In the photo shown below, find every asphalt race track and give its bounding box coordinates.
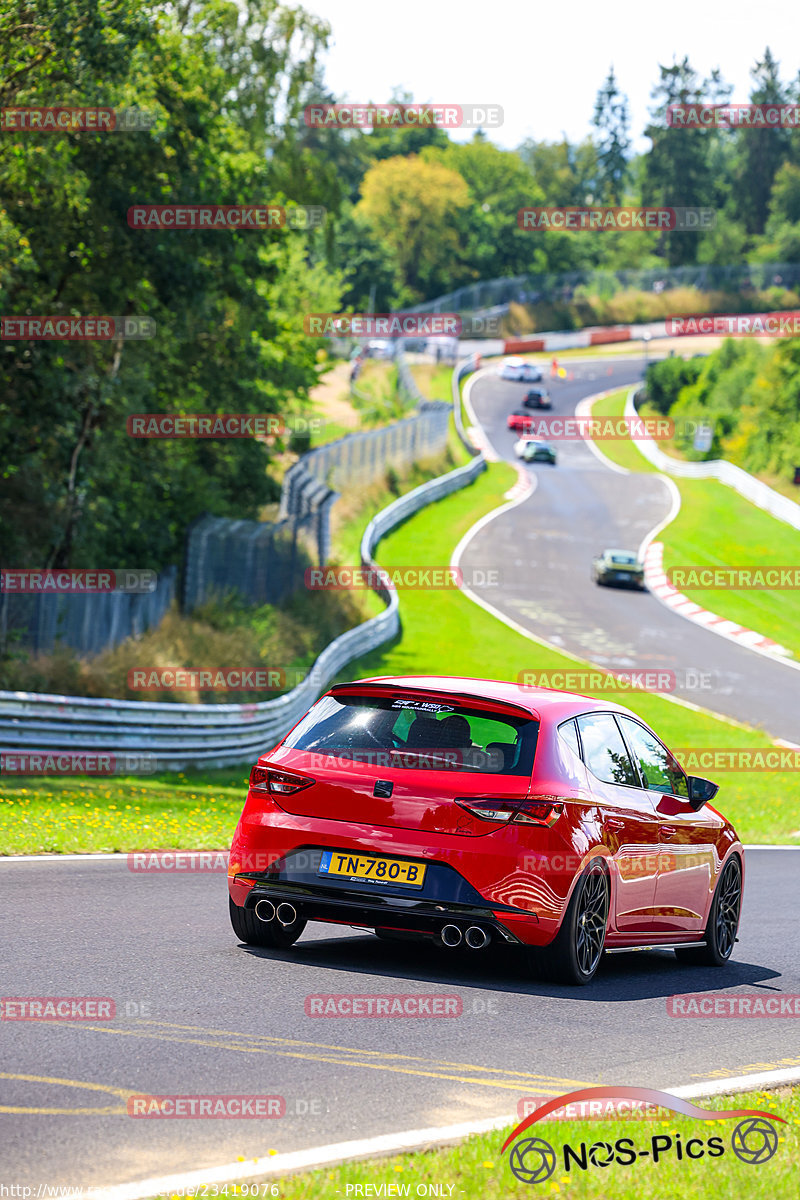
[3,356,799,1190]
[1,850,798,1188]
[462,358,800,743]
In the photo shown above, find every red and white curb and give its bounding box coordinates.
[505,461,534,501]
[466,423,498,461]
[644,542,792,658]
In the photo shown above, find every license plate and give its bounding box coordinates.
[318,851,426,888]
[617,573,630,580]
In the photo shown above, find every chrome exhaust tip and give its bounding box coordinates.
[441,924,463,947]
[465,925,490,950]
[276,902,297,927]
[254,899,276,923]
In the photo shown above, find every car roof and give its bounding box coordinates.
[339,675,636,721]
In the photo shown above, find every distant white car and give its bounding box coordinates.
[500,357,543,382]
[367,339,394,359]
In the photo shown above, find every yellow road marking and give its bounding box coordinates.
[139,1020,590,1084]
[0,1072,134,1115]
[38,1020,589,1093]
[692,1055,800,1080]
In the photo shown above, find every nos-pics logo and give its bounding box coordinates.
[503,1087,783,1184]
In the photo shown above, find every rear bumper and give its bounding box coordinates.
[228,827,571,948]
[234,878,531,943]
[600,573,645,588]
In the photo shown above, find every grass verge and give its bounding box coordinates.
[591,389,800,658]
[407,361,456,401]
[147,1086,799,1199]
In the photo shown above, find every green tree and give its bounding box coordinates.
[0,0,341,571]
[421,138,551,281]
[592,67,631,205]
[355,154,471,300]
[734,48,792,236]
[643,58,731,265]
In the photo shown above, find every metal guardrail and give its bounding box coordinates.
[627,389,800,532]
[452,354,482,453]
[0,379,486,771]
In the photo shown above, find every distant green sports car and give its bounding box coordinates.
[591,549,645,590]
[513,437,557,464]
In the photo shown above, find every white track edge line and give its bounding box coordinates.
[80,1069,800,1200]
[2,842,797,864]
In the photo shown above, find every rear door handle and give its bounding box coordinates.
[606,817,625,831]
[661,826,677,840]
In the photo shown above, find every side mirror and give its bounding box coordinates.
[687,775,719,811]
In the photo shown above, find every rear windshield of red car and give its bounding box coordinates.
[281,694,539,775]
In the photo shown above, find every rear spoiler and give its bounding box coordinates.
[328,681,539,723]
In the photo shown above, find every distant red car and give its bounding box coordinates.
[508,411,535,432]
[228,676,743,985]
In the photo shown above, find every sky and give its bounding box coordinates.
[303,0,798,152]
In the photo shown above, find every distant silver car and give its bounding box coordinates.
[500,357,543,382]
[591,549,645,590]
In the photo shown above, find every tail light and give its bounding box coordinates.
[249,764,314,795]
[455,796,564,827]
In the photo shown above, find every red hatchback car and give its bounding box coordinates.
[228,676,743,985]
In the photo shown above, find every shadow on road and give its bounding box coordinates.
[237,931,780,1003]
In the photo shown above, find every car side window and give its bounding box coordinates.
[557,718,581,759]
[576,713,638,787]
[617,716,689,797]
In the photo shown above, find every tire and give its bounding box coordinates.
[229,895,307,949]
[527,860,610,985]
[675,856,741,966]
